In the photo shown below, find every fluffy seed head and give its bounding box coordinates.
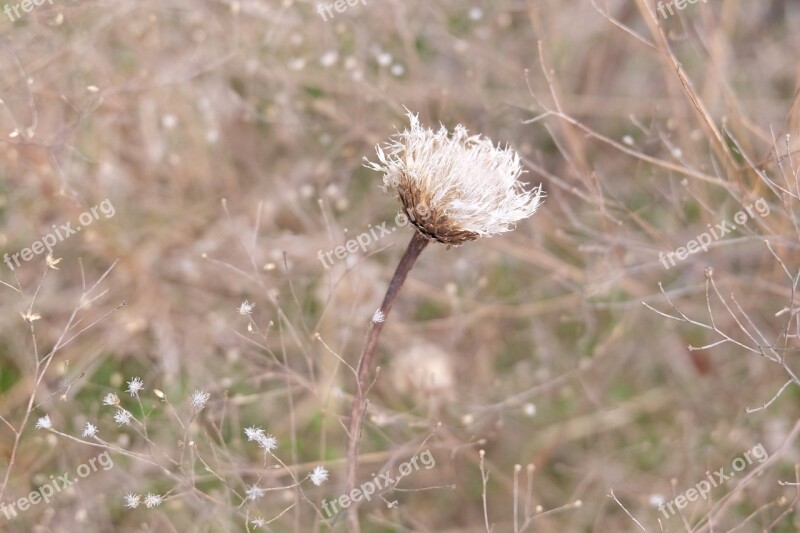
[103,393,119,406]
[35,415,52,430]
[309,465,329,486]
[124,492,141,509]
[114,409,133,426]
[246,484,266,501]
[126,377,144,396]
[365,110,544,245]
[190,389,210,410]
[144,493,163,508]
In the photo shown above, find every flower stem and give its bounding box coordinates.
[345,231,429,531]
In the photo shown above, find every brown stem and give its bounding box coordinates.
[345,231,429,532]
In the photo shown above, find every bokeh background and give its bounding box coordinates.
[1,0,800,531]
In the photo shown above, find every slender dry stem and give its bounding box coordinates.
[345,231,429,531]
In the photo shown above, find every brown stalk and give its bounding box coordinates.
[345,230,429,532]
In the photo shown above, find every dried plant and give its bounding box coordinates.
[346,111,544,530]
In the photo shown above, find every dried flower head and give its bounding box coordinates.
[103,392,120,406]
[126,377,144,396]
[35,415,52,430]
[245,484,266,501]
[20,310,42,323]
[114,409,133,426]
[144,493,163,508]
[190,389,210,410]
[124,492,141,509]
[237,300,255,315]
[82,422,99,438]
[309,465,329,486]
[365,110,544,245]
[46,253,62,270]
[244,426,278,452]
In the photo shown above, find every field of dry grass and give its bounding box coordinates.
[2,0,800,531]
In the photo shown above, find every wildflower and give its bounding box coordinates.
[124,492,141,509]
[82,422,99,438]
[126,377,144,396]
[144,493,163,508]
[257,433,278,452]
[244,426,265,442]
[365,110,544,245]
[20,310,41,323]
[251,517,267,528]
[35,415,52,430]
[190,390,210,410]
[46,253,62,270]
[345,110,545,509]
[309,466,329,486]
[114,409,133,426]
[245,484,266,501]
[371,309,385,323]
[237,300,255,315]
[103,393,119,406]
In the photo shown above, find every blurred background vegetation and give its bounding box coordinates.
[1,0,799,531]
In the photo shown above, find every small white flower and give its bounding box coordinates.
[309,466,329,486]
[245,484,266,501]
[20,310,42,323]
[35,415,52,430]
[190,390,210,410]
[372,309,385,323]
[365,111,544,244]
[244,426,265,442]
[114,409,133,426]
[144,493,163,508]
[82,422,99,438]
[376,52,393,66]
[46,253,62,270]
[103,393,119,406]
[124,492,141,509]
[390,63,405,77]
[126,377,144,396]
[319,50,338,67]
[237,300,255,315]
[251,517,267,528]
[468,7,484,21]
[257,434,278,452]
